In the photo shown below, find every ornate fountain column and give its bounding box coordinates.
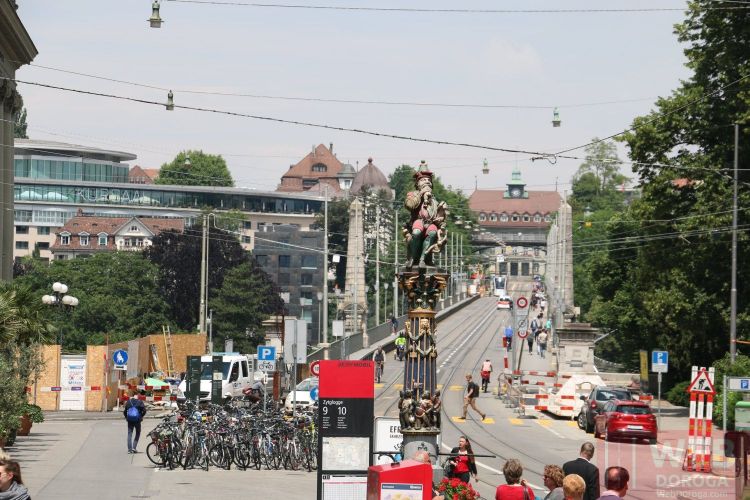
[397,162,448,462]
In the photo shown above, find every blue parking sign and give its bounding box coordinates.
[651,350,668,373]
[742,380,749,390]
[258,346,276,361]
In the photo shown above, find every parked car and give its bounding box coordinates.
[496,295,513,310]
[577,386,633,432]
[594,399,657,444]
[284,377,319,413]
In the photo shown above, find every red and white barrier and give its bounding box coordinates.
[118,384,171,391]
[683,366,715,473]
[40,386,101,392]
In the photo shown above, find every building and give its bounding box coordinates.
[128,165,159,184]
[278,143,351,194]
[49,213,184,260]
[0,2,37,280]
[12,140,326,262]
[350,158,393,199]
[469,168,561,278]
[252,225,325,345]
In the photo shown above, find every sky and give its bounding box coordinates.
[13,0,692,194]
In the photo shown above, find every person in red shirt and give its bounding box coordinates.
[496,458,535,500]
[447,436,478,484]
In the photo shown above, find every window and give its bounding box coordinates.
[228,362,239,382]
[490,213,497,222]
[15,241,29,250]
[500,214,508,222]
[532,263,540,274]
[523,215,530,222]
[60,233,70,245]
[243,221,252,230]
[15,226,29,235]
[241,360,249,378]
[255,255,269,266]
[278,273,290,285]
[55,254,67,260]
[479,213,486,221]
[131,225,138,231]
[301,255,317,268]
[278,255,291,267]
[79,235,90,246]
[98,233,108,246]
[544,215,551,222]
[38,242,50,250]
[534,214,541,222]
[511,215,519,222]
[311,163,328,173]
[241,236,251,244]
[301,273,313,286]
[302,179,318,188]
[37,226,51,235]
[14,210,32,223]
[521,262,530,276]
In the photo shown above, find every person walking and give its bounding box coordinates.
[543,464,565,500]
[447,436,478,484]
[459,374,486,421]
[531,314,541,354]
[526,330,534,355]
[597,466,629,499]
[538,329,549,359]
[480,359,493,393]
[540,297,548,313]
[504,325,514,351]
[390,316,398,334]
[373,347,385,383]
[0,459,30,500]
[563,474,586,500]
[123,390,147,454]
[563,442,600,500]
[494,458,534,499]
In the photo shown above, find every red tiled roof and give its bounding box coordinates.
[50,216,184,251]
[278,144,344,192]
[469,190,561,227]
[129,165,158,184]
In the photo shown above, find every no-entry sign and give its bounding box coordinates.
[516,296,528,308]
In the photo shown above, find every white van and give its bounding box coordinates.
[178,353,254,401]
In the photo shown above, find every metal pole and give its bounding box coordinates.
[199,214,207,336]
[657,372,662,430]
[723,375,728,432]
[293,320,298,416]
[731,123,739,363]
[376,208,380,325]
[318,299,322,345]
[208,309,213,353]
[394,209,399,318]
[323,184,329,345]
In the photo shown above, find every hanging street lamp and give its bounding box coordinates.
[166,90,174,111]
[552,107,561,127]
[482,158,489,175]
[149,0,163,28]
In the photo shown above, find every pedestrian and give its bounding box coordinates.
[459,374,486,421]
[480,359,493,393]
[527,330,534,355]
[543,464,565,500]
[538,329,549,359]
[504,325,513,351]
[545,317,552,330]
[494,458,534,499]
[563,474,586,500]
[0,459,30,500]
[532,314,542,354]
[540,298,547,313]
[123,389,147,454]
[390,315,398,334]
[447,436,478,484]
[597,466,629,499]
[373,347,385,383]
[562,442,600,500]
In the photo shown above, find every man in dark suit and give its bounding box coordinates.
[563,442,600,500]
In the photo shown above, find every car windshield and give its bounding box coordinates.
[597,389,632,401]
[295,379,319,391]
[617,405,650,415]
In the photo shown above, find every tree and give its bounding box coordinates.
[145,225,248,331]
[210,260,284,353]
[572,139,627,197]
[13,107,28,139]
[156,150,234,187]
[14,252,172,350]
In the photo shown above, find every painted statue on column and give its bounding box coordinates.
[403,161,448,269]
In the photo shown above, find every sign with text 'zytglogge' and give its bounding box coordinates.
[317,360,374,500]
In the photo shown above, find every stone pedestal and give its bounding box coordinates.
[402,431,439,465]
[556,323,600,372]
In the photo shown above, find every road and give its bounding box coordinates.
[10,292,736,499]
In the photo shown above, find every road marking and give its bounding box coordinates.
[439,443,544,491]
[449,385,463,391]
[374,383,384,388]
[451,416,467,423]
[509,418,525,425]
[566,421,578,427]
[395,384,403,389]
[482,417,496,424]
[535,419,566,439]
[437,384,443,389]
[535,420,551,427]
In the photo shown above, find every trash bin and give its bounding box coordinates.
[735,401,750,432]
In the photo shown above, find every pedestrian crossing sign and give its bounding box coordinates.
[687,368,716,395]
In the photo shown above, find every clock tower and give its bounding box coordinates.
[504,166,528,199]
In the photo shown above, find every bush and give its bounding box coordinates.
[23,403,44,423]
[666,381,690,407]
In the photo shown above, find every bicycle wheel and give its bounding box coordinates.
[251,441,262,470]
[146,442,163,466]
[209,444,231,470]
[234,442,251,470]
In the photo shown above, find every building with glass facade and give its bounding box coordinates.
[13,140,326,261]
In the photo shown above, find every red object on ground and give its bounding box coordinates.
[594,399,657,441]
[367,460,433,500]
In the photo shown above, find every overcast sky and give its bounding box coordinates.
[15,0,690,194]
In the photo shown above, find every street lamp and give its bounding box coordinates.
[317,291,323,344]
[383,283,389,322]
[42,282,79,348]
[149,0,163,28]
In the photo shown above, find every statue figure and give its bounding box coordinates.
[431,390,442,429]
[419,392,434,429]
[403,169,447,269]
[400,390,415,430]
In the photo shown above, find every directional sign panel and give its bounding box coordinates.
[728,377,750,392]
[651,350,668,373]
[258,345,276,361]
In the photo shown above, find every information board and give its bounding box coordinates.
[321,475,368,500]
[211,355,223,404]
[185,355,202,399]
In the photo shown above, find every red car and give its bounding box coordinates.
[594,399,657,444]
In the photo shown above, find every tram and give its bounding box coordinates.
[491,275,507,297]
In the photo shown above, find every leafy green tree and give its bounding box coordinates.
[712,353,750,429]
[156,150,234,187]
[572,140,627,197]
[210,260,284,353]
[13,107,28,139]
[145,225,248,331]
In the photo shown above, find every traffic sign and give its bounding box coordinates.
[728,377,750,392]
[687,368,716,394]
[258,360,276,372]
[516,296,528,309]
[113,349,128,366]
[310,386,319,402]
[310,360,321,377]
[651,350,668,373]
[257,345,276,361]
[518,330,529,339]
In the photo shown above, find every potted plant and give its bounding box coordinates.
[17,403,43,436]
[436,478,478,500]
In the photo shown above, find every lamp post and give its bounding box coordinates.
[383,283,389,322]
[42,282,79,348]
[317,291,323,345]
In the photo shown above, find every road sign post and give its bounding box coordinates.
[684,366,716,473]
[651,350,669,428]
[113,349,128,371]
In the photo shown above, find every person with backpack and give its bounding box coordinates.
[123,390,147,454]
[531,314,542,355]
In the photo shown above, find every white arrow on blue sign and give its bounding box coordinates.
[258,346,276,361]
[113,349,128,366]
[651,350,668,373]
